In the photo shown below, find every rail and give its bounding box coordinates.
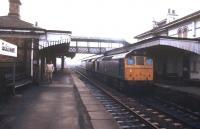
[74,69,160,129]
[74,67,200,129]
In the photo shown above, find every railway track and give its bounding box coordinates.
[74,68,200,129]
[107,87,200,129]
[135,97,200,128]
[76,70,160,129]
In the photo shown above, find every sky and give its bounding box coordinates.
[0,0,200,64]
[0,0,200,43]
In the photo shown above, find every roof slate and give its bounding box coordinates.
[0,16,43,30]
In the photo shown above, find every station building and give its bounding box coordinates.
[0,0,72,96]
[0,0,45,88]
[134,9,200,83]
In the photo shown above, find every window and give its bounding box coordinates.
[136,56,144,65]
[177,27,188,38]
[177,28,182,38]
[146,57,153,65]
[191,61,198,73]
[183,27,188,38]
[127,56,135,65]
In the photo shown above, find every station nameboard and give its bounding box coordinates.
[0,39,17,57]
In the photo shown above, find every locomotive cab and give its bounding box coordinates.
[124,55,153,81]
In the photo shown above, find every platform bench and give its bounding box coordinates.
[5,73,32,95]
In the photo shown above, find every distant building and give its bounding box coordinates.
[134,9,200,82]
[135,9,200,41]
[0,0,71,88]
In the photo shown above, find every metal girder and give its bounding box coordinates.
[69,46,106,54]
[71,36,129,45]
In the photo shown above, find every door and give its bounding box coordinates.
[182,56,190,79]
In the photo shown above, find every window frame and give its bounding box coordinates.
[127,56,135,65]
[177,28,182,38]
[135,56,145,65]
[146,57,153,65]
[183,27,188,38]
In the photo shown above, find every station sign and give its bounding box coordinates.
[0,39,17,57]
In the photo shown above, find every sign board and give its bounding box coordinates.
[0,39,17,57]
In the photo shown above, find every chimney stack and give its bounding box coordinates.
[172,10,175,14]
[152,18,158,28]
[8,0,21,19]
[35,22,38,27]
[167,8,178,23]
[168,8,171,14]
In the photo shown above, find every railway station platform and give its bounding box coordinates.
[154,82,200,98]
[152,82,200,111]
[0,69,121,129]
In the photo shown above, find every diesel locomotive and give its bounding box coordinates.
[80,51,154,90]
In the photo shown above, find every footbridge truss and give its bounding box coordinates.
[39,32,129,57]
[69,36,129,54]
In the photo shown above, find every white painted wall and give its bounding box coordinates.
[196,18,200,28]
[168,18,200,39]
[137,14,200,41]
[188,29,194,38]
[196,28,200,37]
[168,28,177,37]
[168,21,194,38]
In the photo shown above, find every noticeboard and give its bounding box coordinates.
[0,39,17,57]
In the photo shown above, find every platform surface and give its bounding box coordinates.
[154,83,200,97]
[0,71,81,129]
[0,70,121,129]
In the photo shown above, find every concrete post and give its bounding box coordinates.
[53,57,57,72]
[31,39,34,77]
[41,56,46,81]
[38,56,41,83]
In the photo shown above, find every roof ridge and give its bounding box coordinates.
[0,15,43,30]
[135,9,200,38]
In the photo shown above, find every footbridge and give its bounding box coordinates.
[39,30,129,58]
[70,36,129,54]
[38,30,129,74]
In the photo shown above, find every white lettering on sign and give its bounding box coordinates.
[0,39,17,57]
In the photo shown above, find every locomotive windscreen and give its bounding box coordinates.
[146,57,153,65]
[136,56,144,65]
[127,56,135,65]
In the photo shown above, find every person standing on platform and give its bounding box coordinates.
[45,61,54,83]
